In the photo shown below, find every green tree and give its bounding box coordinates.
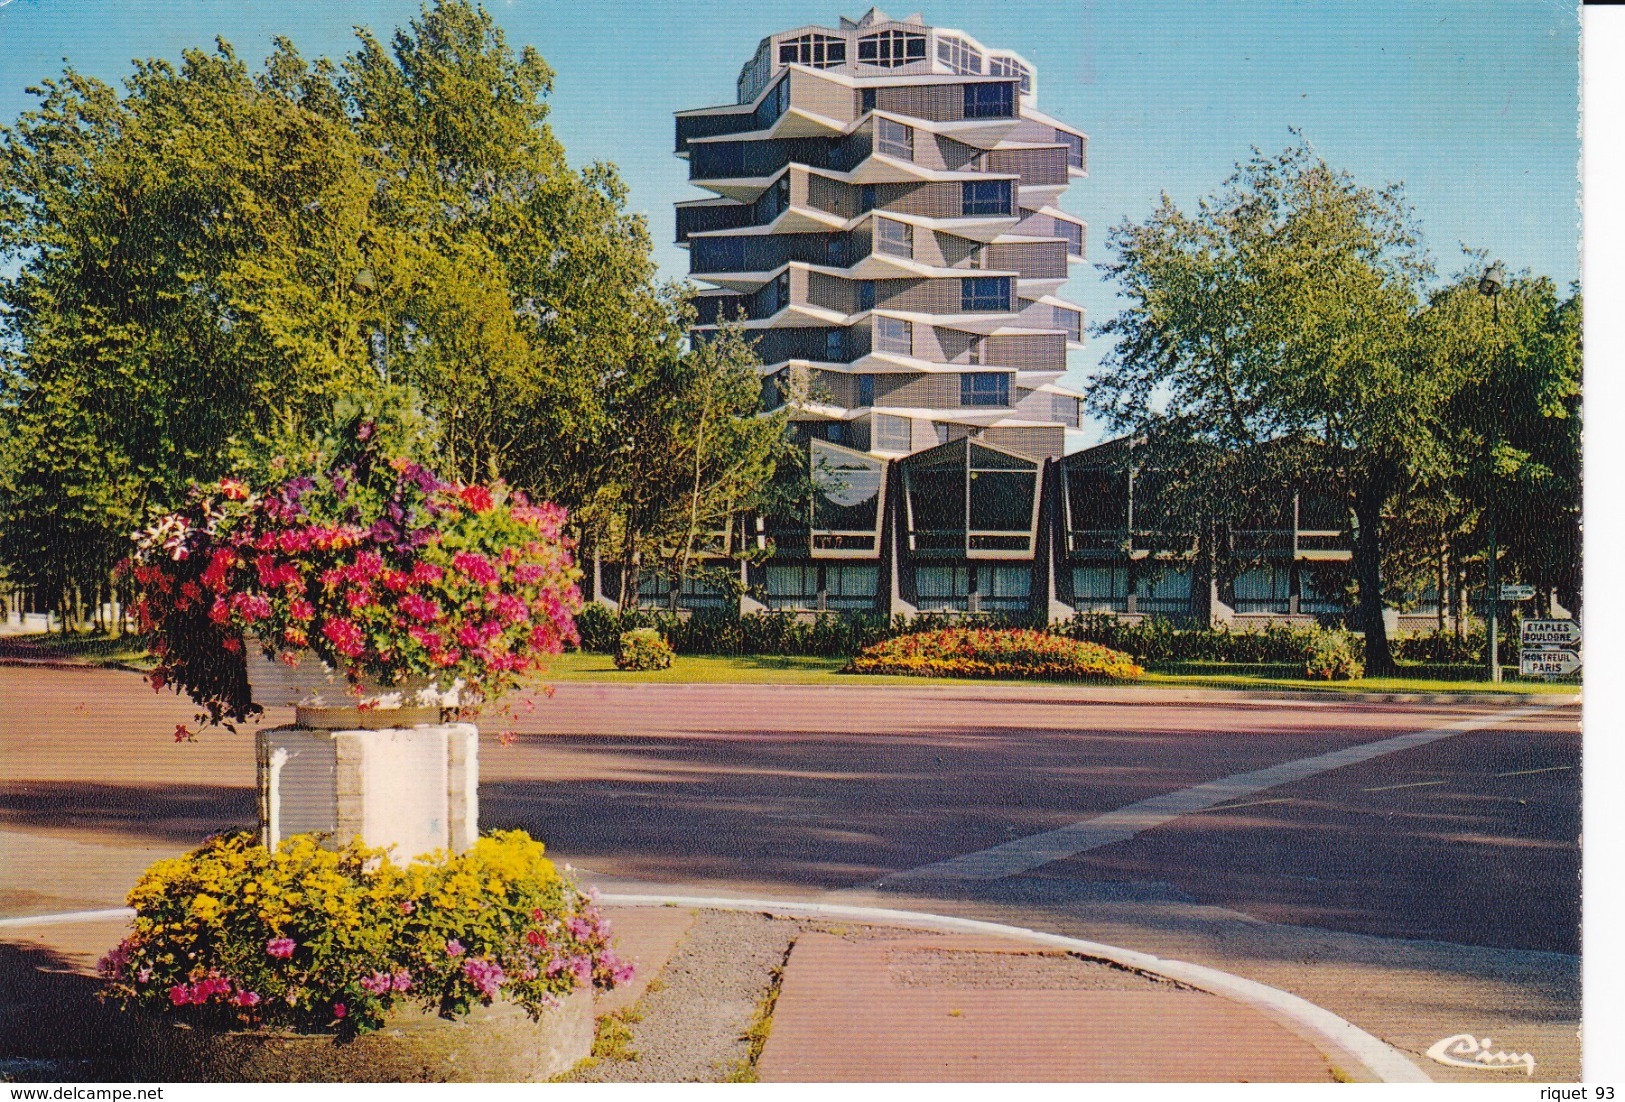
[1091,141,1444,673]
[1418,269,1582,619]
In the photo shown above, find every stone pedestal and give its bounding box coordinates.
[256,723,478,863]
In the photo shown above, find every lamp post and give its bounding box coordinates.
[1477,261,1504,682]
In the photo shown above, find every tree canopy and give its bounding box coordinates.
[0,0,777,625]
[1092,140,1580,670]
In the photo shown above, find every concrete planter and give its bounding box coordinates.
[256,723,478,861]
[128,987,595,1083]
[246,648,462,719]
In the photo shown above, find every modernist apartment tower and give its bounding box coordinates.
[665,8,1106,617]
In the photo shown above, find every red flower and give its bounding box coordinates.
[174,724,193,743]
[459,485,494,512]
[219,477,250,501]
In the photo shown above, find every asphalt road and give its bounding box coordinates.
[0,664,1583,1080]
[0,667,1579,952]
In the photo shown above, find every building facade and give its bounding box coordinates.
[653,8,1099,617]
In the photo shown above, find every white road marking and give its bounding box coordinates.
[877,701,1570,885]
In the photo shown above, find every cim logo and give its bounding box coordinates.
[1426,1034,1536,1076]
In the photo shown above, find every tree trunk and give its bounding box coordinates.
[1352,488,1397,676]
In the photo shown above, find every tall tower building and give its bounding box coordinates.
[675,7,1088,462]
[665,7,1092,617]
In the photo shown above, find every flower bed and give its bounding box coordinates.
[844,628,1144,681]
[125,421,581,730]
[99,830,630,1037]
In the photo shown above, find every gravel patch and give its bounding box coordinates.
[563,910,794,1083]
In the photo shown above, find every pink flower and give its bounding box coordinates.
[411,561,444,585]
[288,597,315,621]
[392,970,414,992]
[359,971,394,996]
[322,618,366,658]
[399,900,416,915]
[444,939,465,958]
[570,955,593,984]
[231,989,262,1008]
[462,957,505,999]
[451,551,499,587]
[333,1002,347,1020]
[266,937,296,959]
[168,985,191,1006]
[400,594,441,623]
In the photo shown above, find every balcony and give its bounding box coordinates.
[690,132,870,183]
[985,240,1068,281]
[690,231,869,276]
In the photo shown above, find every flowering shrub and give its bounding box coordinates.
[614,628,674,671]
[845,628,1143,681]
[125,422,581,727]
[99,831,631,1036]
[1303,629,1365,680]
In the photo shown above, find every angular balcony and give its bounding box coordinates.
[690,230,871,277]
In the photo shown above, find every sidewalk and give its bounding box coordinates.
[0,832,1342,1083]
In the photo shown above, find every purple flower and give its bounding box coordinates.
[570,955,592,984]
[359,971,394,996]
[266,937,296,959]
[444,939,465,958]
[462,957,505,999]
[392,970,414,992]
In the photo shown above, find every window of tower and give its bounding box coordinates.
[779,33,848,68]
[857,30,926,68]
[936,35,984,75]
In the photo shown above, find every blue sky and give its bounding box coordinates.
[0,0,1581,441]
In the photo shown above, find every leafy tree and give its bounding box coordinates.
[1091,141,1443,673]
[1417,269,1581,619]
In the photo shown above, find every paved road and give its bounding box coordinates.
[0,665,1583,1080]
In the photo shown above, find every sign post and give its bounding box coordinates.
[1518,619,1581,681]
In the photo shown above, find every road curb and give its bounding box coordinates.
[595,891,1434,1084]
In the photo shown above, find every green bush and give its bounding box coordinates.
[845,628,1143,681]
[614,628,675,671]
[1392,627,1484,664]
[1303,629,1365,680]
[1058,613,1364,666]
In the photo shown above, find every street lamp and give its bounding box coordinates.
[1477,261,1505,682]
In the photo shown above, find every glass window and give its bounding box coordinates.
[779,33,847,68]
[1073,566,1128,611]
[758,78,791,127]
[825,328,845,362]
[737,38,772,104]
[988,57,1033,95]
[1057,130,1084,170]
[765,565,819,609]
[859,183,877,212]
[963,82,1015,119]
[1233,566,1290,613]
[961,180,1011,216]
[876,117,913,160]
[858,30,926,68]
[1055,218,1084,257]
[874,316,912,354]
[858,280,876,312]
[983,565,1031,598]
[769,271,790,314]
[960,372,1009,407]
[1136,568,1191,614]
[826,564,878,599]
[857,374,875,406]
[874,413,912,452]
[774,174,791,214]
[876,218,912,258]
[962,276,1011,312]
[695,235,745,273]
[969,470,1034,530]
[936,35,984,75]
[916,565,970,604]
[1054,306,1082,342]
[861,88,877,113]
[825,234,845,265]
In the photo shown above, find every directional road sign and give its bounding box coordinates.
[1521,620,1581,648]
[1498,584,1536,602]
[1520,649,1580,678]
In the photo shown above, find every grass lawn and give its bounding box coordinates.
[538,650,1577,695]
[5,633,1576,696]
